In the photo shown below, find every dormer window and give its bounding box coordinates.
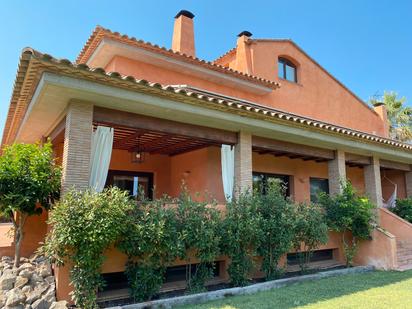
[278,57,297,83]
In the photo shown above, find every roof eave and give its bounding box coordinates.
[3,48,412,158]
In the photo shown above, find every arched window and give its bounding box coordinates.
[278,57,297,83]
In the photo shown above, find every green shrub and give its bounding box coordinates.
[124,263,165,303]
[293,203,329,273]
[0,141,61,267]
[175,190,222,293]
[221,191,262,286]
[392,198,412,223]
[118,197,180,301]
[43,188,133,309]
[256,183,298,280]
[318,182,375,267]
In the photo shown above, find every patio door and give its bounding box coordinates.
[106,170,154,200]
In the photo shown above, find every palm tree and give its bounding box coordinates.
[370,91,412,142]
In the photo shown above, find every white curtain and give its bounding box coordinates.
[89,126,114,192]
[221,144,235,202]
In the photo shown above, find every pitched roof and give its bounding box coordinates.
[3,48,412,155]
[76,26,280,90]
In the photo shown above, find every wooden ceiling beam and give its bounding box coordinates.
[169,143,211,156]
[113,131,145,149]
[345,153,370,166]
[252,136,334,161]
[380,159,411,171]
[142,135,185,153]
[94,106,237,145]
[153,141,209,155]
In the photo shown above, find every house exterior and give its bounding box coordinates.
[1,9,412,303]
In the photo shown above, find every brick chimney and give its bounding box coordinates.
[374,103,390,138]
[235,31,253,74]
[172,10,195,57]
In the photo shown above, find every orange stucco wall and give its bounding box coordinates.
[236,41,385,136]
[380,207,412,243]
[109,149,171,198]
[354,227,397,270]
[105,40,386,137]
[109,147,226,202]
[169,147,225,202]
[0,209,49,259]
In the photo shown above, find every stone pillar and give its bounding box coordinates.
[364,156,383,208]
[328,150,346,195]
[405,172,412,198]
[61,101,93,194]
[234,131,253,196]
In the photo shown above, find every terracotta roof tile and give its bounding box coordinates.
[76,26,280,90]
[2,48,412,155]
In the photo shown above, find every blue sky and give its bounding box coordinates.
[1,1,411,138]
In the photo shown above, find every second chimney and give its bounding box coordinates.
[373,103,390,138]
[172,10,195,57]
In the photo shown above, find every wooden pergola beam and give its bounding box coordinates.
[380,159,411,171]
[94,107,237,145]
[252,136,334,161]
[345,153,371,166]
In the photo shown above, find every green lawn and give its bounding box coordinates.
[178,270,412,309]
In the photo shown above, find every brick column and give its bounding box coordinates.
[364,156,383,208]
[405,172,412,198]
[328,150,346,195]
[234,131,253,196]
[61,101,93,194]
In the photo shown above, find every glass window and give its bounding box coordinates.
[310,178,329,203]
[253,172,290,197]
[106,171,154,200]
[278,57,297,83]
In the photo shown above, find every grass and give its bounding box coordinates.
[178,270,412,309]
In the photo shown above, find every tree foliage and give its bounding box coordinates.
[318,182,375,266]
[370,91,412,142]
[0,141,60,267]
[43,188,133,309]
[118,197,180,301]
[44,184,334,305]
[293,202,329,273]
[392,198,412,223]
[175,190,222,293]
[221,191,262,286]
[256,183,298,280]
